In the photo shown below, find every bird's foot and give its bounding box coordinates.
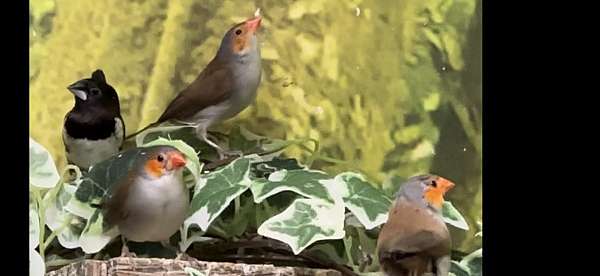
[175,252,197,262]
[120,245,137,258]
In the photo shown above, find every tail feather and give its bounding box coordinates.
[125,122,158,140]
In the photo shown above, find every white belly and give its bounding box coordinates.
[118,170,189,242]
[63,118,124,169]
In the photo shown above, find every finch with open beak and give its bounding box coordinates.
[126,14,263,159]
[377,174,455,276]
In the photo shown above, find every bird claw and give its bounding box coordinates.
[175,252,197,262]
[120,246,137,258]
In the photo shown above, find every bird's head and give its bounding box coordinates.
[142,146,187,179]
[397,174,455,211]
[67,69,120,113]
[217,14,262,60]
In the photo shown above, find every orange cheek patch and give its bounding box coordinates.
[424,187,444,209]
[233,35,248,53]
[144,160,164,178]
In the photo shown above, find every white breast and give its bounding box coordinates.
[118,170,189,242]
[63,118,124,169]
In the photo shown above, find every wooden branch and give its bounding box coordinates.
[190,239,359,276]
[45,257,342,276]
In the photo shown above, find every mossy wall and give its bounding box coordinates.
[30,0,481,252]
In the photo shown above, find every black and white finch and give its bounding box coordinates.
[63,69,125,170]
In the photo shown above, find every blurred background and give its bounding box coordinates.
[30,0,481,252]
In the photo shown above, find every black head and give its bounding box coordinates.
[67,69,121,114]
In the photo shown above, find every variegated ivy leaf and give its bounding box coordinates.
[327,172,393,230]
[30,248,45,276]
[185,157,253,232]
[450,261,471,276]
[143,137,202,181]
[184,267,206,276]
[250,169,335,204]
[29,137,60,188]
[460,249,482,276]
[79,209,119,254]
[442,201,469,230]
[44,183,86,249]
[257,198,346,255]
[29,204,39,249]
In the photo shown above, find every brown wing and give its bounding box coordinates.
[156,60,234,123]
[102,172,137,228]
[378,199,451,257]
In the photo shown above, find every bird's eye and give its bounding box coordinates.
[157,155,164,162]
[430,180,437,188]
[90,88,101,96]
[235,29,242,35]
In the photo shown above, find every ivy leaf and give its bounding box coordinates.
[460,249,482,276]
[78,209,118,254]
[74,147,145,204]
[257,198,345,255]
[442,201,469,230]
[185,157,253,232]
[327,172,392,230]
[30,248,45,276]
[29,203,39,249]
[450,260,471,276]
[44,183,85,248]
[250,169,335,204]
[184,267,206,276]
[29,137,59,189]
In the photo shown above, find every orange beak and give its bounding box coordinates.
[245,16,261,34]
[169,152,186,169]
[437,177,455,192]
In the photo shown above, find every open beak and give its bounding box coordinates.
[67,81,88,101]
[169,152,187,170]
[245,16,261,34]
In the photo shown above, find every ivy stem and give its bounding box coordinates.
[43,220,68,250]
[234,197,241,217]
[342,236,355,267]
[34,190,46,261]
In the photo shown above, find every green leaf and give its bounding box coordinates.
[29,137,59,188]
[178,229,214,253]
[328,172,392,229]
[44,183,85,248]
[229,126,294,154]
[250,157,306,179]
[29,204,40,249]
[30,248,45,276]
[78,209,118,254]
[460,249,482,276]
[306,243,346,265]
[257,197,345,255]
[185,157,253,232]
[450,260,471,276]
[74,147,145,204]
[216,196,255,238]
[442,28,465,70]
[250,169,335,204]
[184,267,206,276]
[143,137,202,181]
[442,201,469,230]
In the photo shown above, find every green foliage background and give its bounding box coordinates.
[30,0,481,252]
